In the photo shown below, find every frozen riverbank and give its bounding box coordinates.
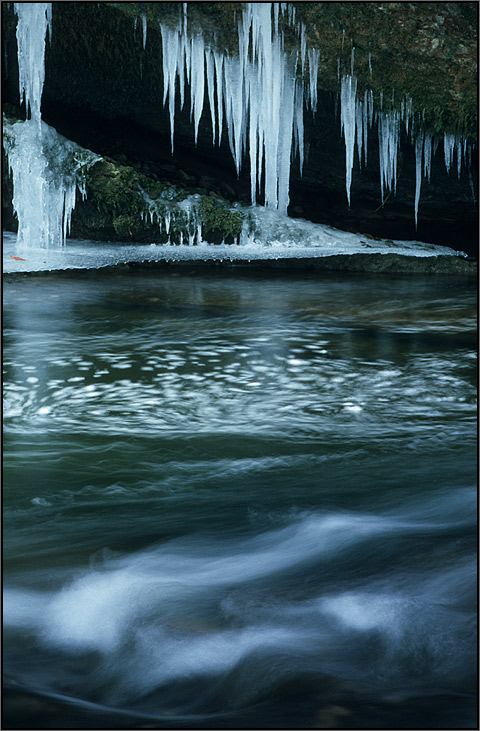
[3,229,475,277]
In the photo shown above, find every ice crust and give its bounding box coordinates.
[3,204,463,274]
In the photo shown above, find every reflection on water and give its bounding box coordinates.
[3,271,477,728]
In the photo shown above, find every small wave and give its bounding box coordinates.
[4,510,475,713]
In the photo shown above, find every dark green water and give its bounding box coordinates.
[3,269,477,729]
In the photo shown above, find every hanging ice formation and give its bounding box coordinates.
[159,3,306,215]
[4,2,96,248]
[16,2,51,124]
[338,70,472,226]
[5,2,475,249]
[158,3,472,228]
[340,75,357,207]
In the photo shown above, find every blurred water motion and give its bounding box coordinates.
[3,271,477,729]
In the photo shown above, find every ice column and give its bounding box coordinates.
[5,3,89,247]
[15,2,51,123]
[5,121,92,248]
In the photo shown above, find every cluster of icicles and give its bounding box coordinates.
[4,2,473,248]
[157,4,472,227]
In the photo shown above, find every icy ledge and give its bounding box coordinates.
[3,211,468,275]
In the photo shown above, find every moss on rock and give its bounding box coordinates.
[69,157,245,244]
[199,196,244,244]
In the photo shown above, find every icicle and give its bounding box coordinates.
[274,3,280,36]
[293,75,304,178]
[213,52,224,146]
[142,13,147,49]
[468,169,476,205]
[205,50,216,144]
[377,110,399,202]
[423,133,432,182]
[340,74,357,207]
[404,96,412,135]
[247,64,259,205]
[443,132,455,175]
[362,90,368,166]
[300,23,307,73]
[189,33,205,145]
[157,3,304,215]
[456,137,462,179]
[14,2,52,123]
[355,97,363,170]
[350,47,355,76]
[414,132,424,229]
[307,48,319,115]
[368,52,372,78]
[222,55,244,176]
[368,90,374,127]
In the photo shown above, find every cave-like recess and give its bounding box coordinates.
[2,2,478,255]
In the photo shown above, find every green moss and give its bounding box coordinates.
[70,158,245,244]
[199,196,244,243]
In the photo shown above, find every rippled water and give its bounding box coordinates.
[3,270,477,728]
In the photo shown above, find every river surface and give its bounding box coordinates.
[3,269,477,729]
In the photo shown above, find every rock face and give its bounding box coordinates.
[2,2,478,254]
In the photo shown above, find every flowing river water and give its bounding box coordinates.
[3,268,477,729]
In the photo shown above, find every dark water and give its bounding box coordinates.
[3,269,477,729]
